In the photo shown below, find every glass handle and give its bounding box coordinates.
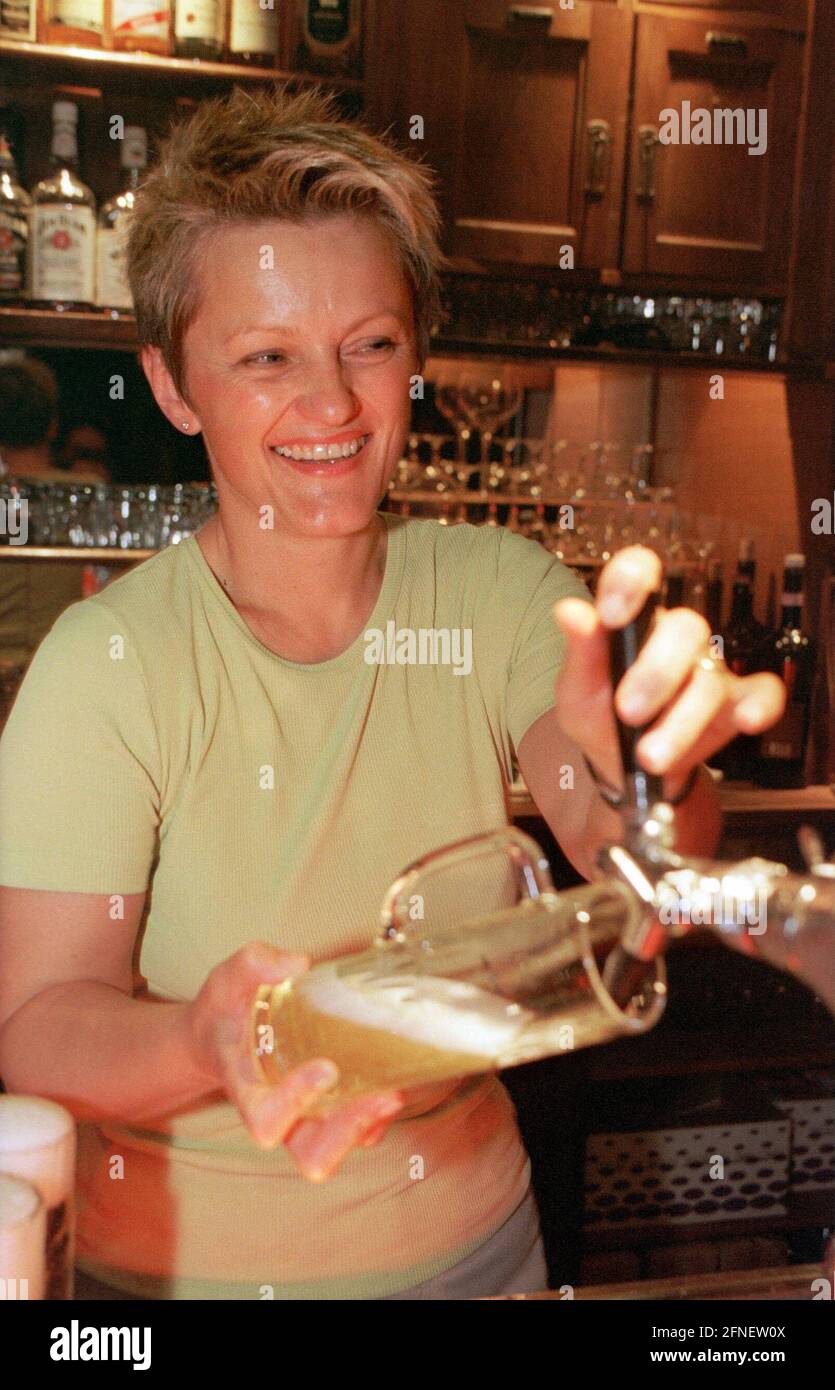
[377,826,556,945]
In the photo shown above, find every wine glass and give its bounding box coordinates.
[454,377,522,486]
[435,384,473,463]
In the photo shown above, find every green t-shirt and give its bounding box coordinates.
[0,512,588,1298]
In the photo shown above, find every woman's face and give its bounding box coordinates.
[176,213,419,540]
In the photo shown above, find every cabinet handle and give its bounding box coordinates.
[635,125,659,201]
[508,5,554,21]
[706,30,749,58]
[585,119,612,198]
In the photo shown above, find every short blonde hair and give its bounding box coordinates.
[128,84,448,404]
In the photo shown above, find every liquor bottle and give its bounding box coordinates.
[94,126,146,312]
[755,555,816,788]
[39,0,106,46]
[663,564,685,609]
[765,570,776,634]
[737,535,756,585]
[0,131,31,304]
[27,101,96,310]
[712,575,762,781]
[705,557,724,636]
[295,0,361,77]
[173,0,225,57]
[108,0,171,53]
[225,0,278,65]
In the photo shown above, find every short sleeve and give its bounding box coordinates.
[499,531,593,751]
[0,598,161,893]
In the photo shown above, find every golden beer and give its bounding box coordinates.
[253,963,536,1108]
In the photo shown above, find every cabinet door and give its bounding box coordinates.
[623,13,803,292]
[447,0,632,268]
[374,0,628,270]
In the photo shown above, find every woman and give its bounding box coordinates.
[0,86,783,1300]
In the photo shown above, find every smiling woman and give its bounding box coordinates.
[0,82,773,1304]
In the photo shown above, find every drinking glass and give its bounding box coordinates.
[435,384,472,463]
[0,1174,45,1301]
[455,377,523,475]
[0,1097,76,1299]
[250,828,666,1113]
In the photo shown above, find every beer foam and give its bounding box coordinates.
[301,965,530,1057]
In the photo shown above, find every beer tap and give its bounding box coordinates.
[597,592,835,1016]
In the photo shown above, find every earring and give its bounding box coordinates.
[181,422,190,430]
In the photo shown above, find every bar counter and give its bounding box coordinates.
[482,1263,822,1301]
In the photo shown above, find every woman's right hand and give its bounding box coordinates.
[184,941,405,1181]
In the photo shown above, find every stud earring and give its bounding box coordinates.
[181,422,190,430]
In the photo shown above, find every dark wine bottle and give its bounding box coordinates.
[705,557,724,636]
[755,555,816,788]
[713,576,762,780]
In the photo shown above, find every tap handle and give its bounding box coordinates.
[609,589,664,818]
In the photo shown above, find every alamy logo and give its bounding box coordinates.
[659,102,767,157]
[0,495,27,544]
[658,884,767,933]
[364,622,472,676]
[50,1321,151,1370]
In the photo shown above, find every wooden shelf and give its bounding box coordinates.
[0,546,155,562]
[500,1262,822,1301]
[0,306,138,352]
[0,37,363,91]
[0,308,798,370]
[429,335,787,374]
[509,783,835,819]
[386,489,685,511]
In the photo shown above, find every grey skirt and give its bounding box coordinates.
[381,1185,548,1300]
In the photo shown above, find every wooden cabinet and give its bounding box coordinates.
[634,0,806,24]
[367,0,633,271]
[367,0,813,297]
[622,12,804,292]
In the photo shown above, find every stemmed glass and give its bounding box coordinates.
[454,376,522,486]
[435,384,473,464]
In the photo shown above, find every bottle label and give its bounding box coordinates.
[762,704,803,762]
[31,206,95,304]
[113,0,170,38]
[230,0,279,53]
[0,208,28,294]
[95,223,132,309]
[307,0,349,46]
[48,0,105,33]
[175,0,221,40]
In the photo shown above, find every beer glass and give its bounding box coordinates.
[0,1174,46,1301]
[251,828,667,1114]
[0,1097,76,1299]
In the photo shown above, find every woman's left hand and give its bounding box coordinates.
[552,545,786,792]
